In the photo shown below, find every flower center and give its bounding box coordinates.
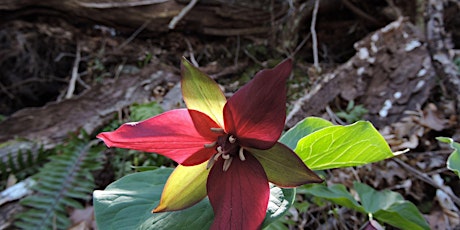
[205,129,246,171]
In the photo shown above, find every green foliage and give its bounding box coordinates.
[279,117,333,150]
[138,52,153,68]
[437,137,460,176]
[101,101,168,179]
[15,134,104,230]
[111,148,173,179]
[94,169,294,229]
[94,116,399,229]
[454,57,460,74]
[129,101,163,122]
[302,182,430,230]
[0,142,49,190]
[335,100,368,124]
[294,119,395,170]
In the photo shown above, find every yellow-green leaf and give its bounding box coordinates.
[295,121,395,170]
[153,161,209,212]
[181,57,227,127]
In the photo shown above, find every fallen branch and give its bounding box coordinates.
[286,18,436,128]
[0,63,179,161]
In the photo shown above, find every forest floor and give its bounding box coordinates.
[0,0,460,229]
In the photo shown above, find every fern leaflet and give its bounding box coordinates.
[15,135,103,230]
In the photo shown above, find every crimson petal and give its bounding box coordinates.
[207,154,269,230]
[224,59,292,149]
[97,109,218,165]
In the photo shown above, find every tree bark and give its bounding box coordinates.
[0,0,289,36]
[286,17,436,128]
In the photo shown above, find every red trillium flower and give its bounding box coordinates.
[97,58,322,229]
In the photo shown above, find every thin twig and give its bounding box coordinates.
[0,82,14,99]
[184,38,199,67]
[325,105,346,125]
[340,0,381,26]
[119,20,151,49]
[234,35,240,67]
[291,32,311,58]
[385,0,403,18]
[310,0,321,72]
[65,42,81,99]
[76,76,90,90]
[243,49,264,67]
[393,158,460,207]
[78,0,168,8]
[168,0,199,29]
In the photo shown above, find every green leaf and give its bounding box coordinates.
[302,183,429,230]
[373,203,430,230]
[354,182,430,230]
[279,117,333,150]
[300,183,365,213]
[295,121,394,170]
[130,101,163,122]
[354,182,402,213]
[94,168,295,229]
[437,137,460,176]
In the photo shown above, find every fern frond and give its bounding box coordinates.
[0,142,49,190]
[15,136,103,230]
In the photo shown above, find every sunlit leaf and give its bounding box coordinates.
[279,117,333,150]
[295,121,394,170]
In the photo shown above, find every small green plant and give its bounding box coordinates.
[299,182,430,230]
[454,57,460,74]
[103,101,169,179]
[437,137,460,176]
[129,101,163,122]
[336,100,368,124]
[138,52,153,68]
[15,133,104,230]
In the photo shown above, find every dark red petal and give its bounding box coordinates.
[207,154,269,230]
[224,59,292,149]
[97,109,218,165]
